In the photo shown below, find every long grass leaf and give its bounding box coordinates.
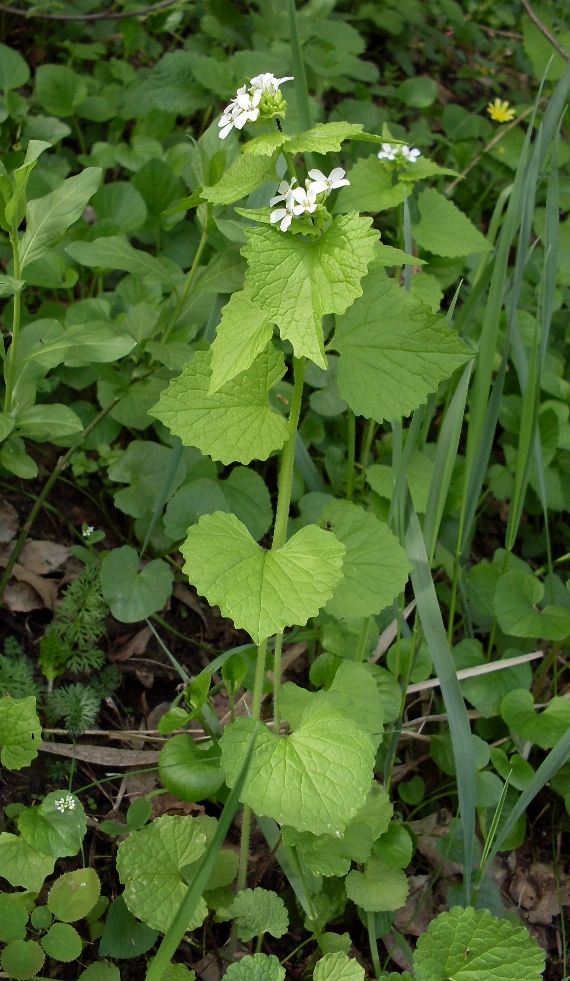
[405,500,476,900]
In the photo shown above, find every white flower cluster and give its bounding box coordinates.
[377,143,421,163]
[82,525,95,538]
[54,794,76,813]
[218,73,293,139]
[269,167,349,232]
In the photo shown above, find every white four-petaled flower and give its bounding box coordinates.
[269,167,349,233]
[377,143,421,163]
[249,73,294,96]
[307,167,350,193]
[218,85,263,139]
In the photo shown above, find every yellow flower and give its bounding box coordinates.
[487,98,516,123]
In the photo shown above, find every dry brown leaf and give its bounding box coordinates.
[0,501,18,543]
[40,741,160,766]
[173,582,208,626]
[112,625,152,662]
[408,809,464,877]
[510,861,570,925]
[394,874,442,937]
[1,562,58,611]
[19,539,70,575]
[2,579,47,612]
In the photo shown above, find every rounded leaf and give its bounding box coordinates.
[159,735,225,802]
[100,545,173,623]
[1,940,45,980]
[48,868,101,922]
[41,922,82,961]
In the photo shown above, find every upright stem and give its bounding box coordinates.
[360,417,376,470]
[287,0,311,133]
[160,224,209,347]
[273,632,284,732]
[345,409,356,501]
[3,225,22,414]
[272,357,306,550]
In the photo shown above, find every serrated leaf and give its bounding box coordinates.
[209,285,274,393]
[224,953,285,981]
[345,854,408,912]
[313,951,365,981]
[0,895,29,943]
[334,156,406,214]
[414,188,491,257]
[230,888,288,941]
[17,792,87,859]
[100,546,173,623]
[116,815,208,933]
[78,961,120,981]
[19,168,102,269]
[335,273,471,422]
[0,940,44,980]
[320,501,410,618]
[500,690,570,750]
[243,215,378,368]
[150,347,288,466]
[220,698,375,836]
[202,154,277,205]
[414,906,545,981]
[494,570,570,640]
[287,122,385,154]
[0,834,55,892]
[0,696,41,769]
[181,512,345,644]
[241,133,291,156]
[41,923,82,962]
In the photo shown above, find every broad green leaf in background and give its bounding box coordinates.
[500,690,570,750]
[0,940,44,980]
[414,906,544,981]
[116,815,208,933]
[320,500,410,619]
[208,285,274,393]
[345,854,408,912]
[100,545,173,623]
[181,512,345,644]
[243,215,378,368]
[35,64,88,116]
[0,43,30,90]
[0,275,25,297]
[335,274,470,422]
[23,321,136,368]
[313,952,365,981]
[366,450,434,514]
[165,467,272,542]
[286,121,386,154]
[108,441,187,519]
[202,154,277,205]
[78,962,120,981]
[522,17,570,82]
[17,791,87,859]
[494,570,570,640]
[150,348,288,466]
[158,735,225,802]
[40,923,82,962]
[0,895,28,944]
[0,696,41,770]
[334,156,406,213]
[0,834,55,892]
[220,700,375,835]
[15,404,83,443]
[47,868,100,922]
[224,954,284,981]
[66,236,175,285]
[230,888,289,941]
[19,168,102,269]
[414,188,492,257]
[99,896,158,959]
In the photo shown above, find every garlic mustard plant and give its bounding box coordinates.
[378,142,421,162]
[218,73,293,139]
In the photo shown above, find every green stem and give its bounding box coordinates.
[71,114,86,156]
[273,632,284,732]
[0,399,119,603]
[360,417,376,471]
[345,409,356,501]
[287,0,311,133]
[272,357,306,551]
[3,225,22,414]
[353,616,370,663]
[236,636,268,896]
[367,910,382,980]
[160,223,209,346]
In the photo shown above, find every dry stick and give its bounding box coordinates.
[445,106,535,196]
[0,398,119,604]
[520,0,570,62]
[0,0,180,19]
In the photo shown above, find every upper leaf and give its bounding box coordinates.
[17,792,87,859]
[243,215,378,368]
[414,188,492,257]
[220,699,375,835]
[334,273,471,422]
[19,168,102,270]
[150,348,288,466]
[287,122,388,154]
[345,854,409,912]
[209,285,274,393]
[414,906,545,981]
[202,154,277,205]
[319,501,410,619]
[313,952,365,981]
[224,954,285,981]
[230,888,289,941]
[180,512,345,644]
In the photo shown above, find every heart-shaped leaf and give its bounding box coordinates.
[100,545,173,623]
[220,697,375,835]
[494,570,570,640]
[500,689,570,749]
[181,512,345,644]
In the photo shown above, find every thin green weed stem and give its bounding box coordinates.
[360,417,376,470]
[160,223,209,347]
[353,616,370,664]
[3,223,22,414]
[345,409,356,500]
[366,910,382,979]
[273,632,284,731]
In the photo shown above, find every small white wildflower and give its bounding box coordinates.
[54,798,66,813]
[307,167,350,194]
[400,145,421,162]
[54,794,76,812]
[290,183,318,214]
[218,85,262,139]
[82,525,95,538]
[249,72,294,96]
[269,178,318,231]
[64,794,76,810]
[269,177,298,207]
[377,143,398,161]
[270,202,301,232]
